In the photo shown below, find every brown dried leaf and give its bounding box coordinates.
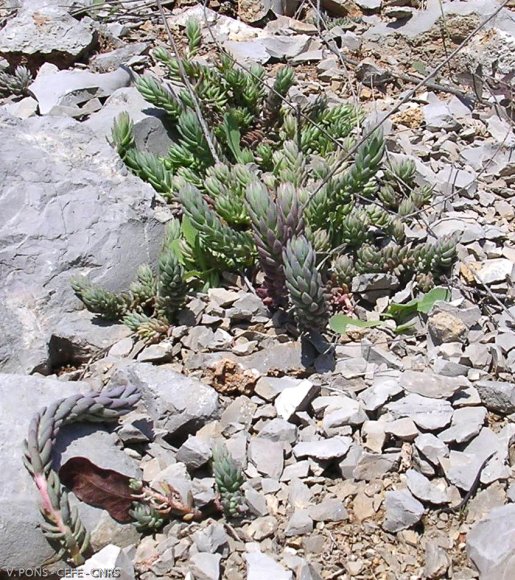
[59,457,135,523]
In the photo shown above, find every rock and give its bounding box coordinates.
[355,61,391,88]
[307,499,348,522]
[248,439,284,479]
[428,311,467,344]
[293,437,352,461]
[0,374,87,569]
[28,63,131,116]
[362,421,386,453]
[399,370,467,399]
[90,42,148,72]
[285,510,314,536]
[1,95,38,118]
[383,490,425,533]
[261,35,311,59]
[85,87,175,155]
[221,396,257,428]
[438,406,486,444]
[320,395,367,432]
[465,427,512,486]
[223,39,271,65]
[151,463,192,506]
[275,379,319,421]
[191,523,228,554]
[466,504,515,579]
[405,469,449,505]
[351,273,399,301]
[247,515,278,540]
[414,434,449,466]
[258,418,297,443]
[0,111,161,374]
[235,342,307,374]
[385,394,454,431]
[383,418,419,441]
[77,545,135,580]
[475,380,515,414]
[227,293,269,320]
[475,259,515,285]
[353,452,401,481]
[177,436,212,470]
[359,372,403,411]
[108,363,218,440]
[245,487,268,516]
[355,0,381,9]
[246,552,293,580]
[423,101,460,131]
[189,552,222,580]
[0,4,96,67]
[423,541,451,579]
[281,460,310,481]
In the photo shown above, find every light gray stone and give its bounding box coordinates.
[353,452,401,481]
[248,439,284,479]
[189,552,222,580]
[77,545,135,580]
[0,111,161,373]
[192,523,228,554]
[475,380,515,414]
[177,436,212,470]
[385,394,454,431]
[275,379,319,421]
[405,469,449,505]
[359,372,403,411]
[261,35,311,59]
[321,396,367,431]
[475,259,515,285]
[383,490,424,533]
[438,406,486,444]
[0,4,96,67]
[466,504,515,580]
[108,362,218,439]
[465,426,512,485]
[29,64,131,116]
[247,515,278,540]
[246,552,293,580]
[258,418,297,443]
[414,433,449,466]
[307,499,347,522]
[293,437,352,461]
[399,370,467,399]
[90,42,148,72]
[423,101,460,131]
[285,510,313,536]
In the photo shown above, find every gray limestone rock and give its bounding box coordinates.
[353,452,401,481]
[176,436,212,470]
[438,406,487,444]
[414,434,449,466]
[189,552,222,580]
[385,394,454,431]
[0,4,96,67]
[248,439,284,479]
[246,552,293,580]
[475,380,515,414]
[293,437,352,461]
[107,362,218,439]
[29,64,132,116]
[285,510,314,536]
[275,379,319,421]
[258,418,297,443]
[0,111,161,374]
[307,499,348,522]
[383,489,425,533]
[77,545,135,580]
[399,370,467,399]
[466,504,515,579]
[405,469,449,505]
[191,522,229,554]
[359,372,403,411]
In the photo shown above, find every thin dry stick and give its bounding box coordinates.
[155,0,222,164]
[300,0,511,212]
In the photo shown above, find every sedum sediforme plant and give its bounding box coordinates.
[23,385,141,565]
[0,64,32,96]
[102,21,458,336]
[211,442,247,518]
[72,222,188,343]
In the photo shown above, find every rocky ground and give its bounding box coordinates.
[0,1,514,579]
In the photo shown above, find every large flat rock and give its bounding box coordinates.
[0,111,162,373]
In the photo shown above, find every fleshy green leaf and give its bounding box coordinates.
[416,287,451,314]
[329,314,382,334]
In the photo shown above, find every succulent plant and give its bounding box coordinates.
[0,65,32,96]
[212,442,247,518]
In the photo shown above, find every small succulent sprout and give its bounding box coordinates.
[185,18,202,56]
[111,112,135,160]
[212,441,247,518]
[0,65,32,96]
[71,277,128,320]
